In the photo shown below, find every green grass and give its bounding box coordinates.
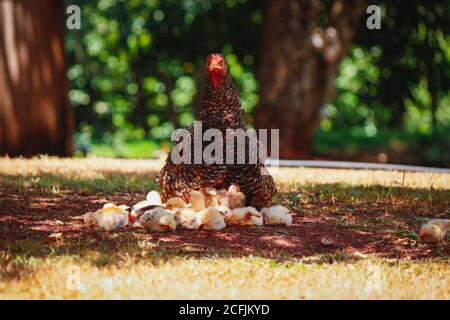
[314,127,450,167]
[0,173,158,194]
[87,140,161,159]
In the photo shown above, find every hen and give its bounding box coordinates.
[157,53,275,209]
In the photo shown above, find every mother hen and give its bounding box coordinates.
[157,53,275,209]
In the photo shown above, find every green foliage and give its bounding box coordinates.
[317,0,450,166]
[66,0,450,165]
[66,0,261,157]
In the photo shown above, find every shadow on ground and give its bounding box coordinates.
[1,185,448,263]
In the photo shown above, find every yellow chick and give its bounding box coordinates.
[420,219,450,243]
[173,208,201,230]
[189,190,206,211]
[229,207,263,226]
[218,185,245,209]
[83,211,96,227]
[218,189,229,207]
[197,208,226,231]
[214,206,233,224]
[260,205,293,226]
[199,187,220,207]
[117,204,131,212]
[139,207,176,232]
[103,202,116,209]
[93,207,129,231]
[165,197,187,211]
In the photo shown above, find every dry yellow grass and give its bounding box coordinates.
[1,255,449,299]
[0,156,448,189]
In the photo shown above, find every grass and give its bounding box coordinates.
[1,252,449,299]
[0,157,449,299]
[313,127,450,167]
[85,140,161,159]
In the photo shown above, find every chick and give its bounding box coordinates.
[146,190,162,205]
[129,210,138,223]
[199,187,219,207]
[132,200,163,218]
[83,211,96,227]
[229,207,263,226]
[139,207,176,232]
[93,207,129,231]
[217,189,229,207]
[197,208,226,231]
[214,206,233,224]
[420,219,450,243]
[117,204,131,212]
[189,190,206,211]
[173,208,201,230]
[260,205,293,226]
[218,185,245,209]
[165,197,187,211]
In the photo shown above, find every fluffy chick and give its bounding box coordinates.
[146,190,162,205]
[103,202,116,209]
[197,208,226,231]
[139,207,176,232]
[93,207,129,231]
[173,208,201,230]
[165,197,187,211]
[218,185,245,209]
[214,206,233,224]
[83,211,96,227]
[199,187,219,207]
[189,190,206,211]
[260,205,293,226]
[133,200,163,218]
[229,207,263,226]
[420,219,450,243]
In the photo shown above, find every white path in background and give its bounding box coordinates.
[265,159,450,173]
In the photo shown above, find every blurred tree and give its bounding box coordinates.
[321,0,450,166]
[0,0,74,156]
[66,0,262,154]
[354,0,450,131]
[63,0,449,165]
[254,0,366,158]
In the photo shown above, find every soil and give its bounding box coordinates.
[0,191,448,259]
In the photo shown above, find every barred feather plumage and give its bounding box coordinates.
[158,54,275,209]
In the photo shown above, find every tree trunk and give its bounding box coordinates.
[0,0,74,157]
[254,0,365,159]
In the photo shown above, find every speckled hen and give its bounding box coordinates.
[157,53,275,209]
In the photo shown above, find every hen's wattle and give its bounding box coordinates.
[157,53,275,209]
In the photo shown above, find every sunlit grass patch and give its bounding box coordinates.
[88,140,161,159]
[0,251,449,299]
[0,173,158,194]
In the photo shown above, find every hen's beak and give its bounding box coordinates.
[208,60,222,71]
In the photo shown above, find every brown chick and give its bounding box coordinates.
[420,219,450,243]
